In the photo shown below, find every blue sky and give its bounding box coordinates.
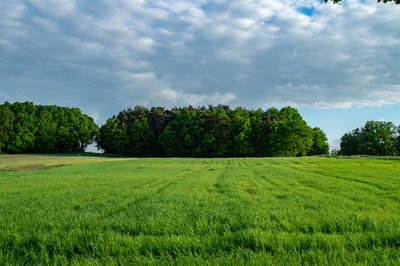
[1,0,400,150]
[299,104,400,148]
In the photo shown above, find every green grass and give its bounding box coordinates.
[0,155,400,265]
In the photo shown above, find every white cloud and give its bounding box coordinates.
[0,0,400,124]
[158,88,236,106]
[28,0,76,17]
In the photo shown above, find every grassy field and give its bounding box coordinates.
[0,155,399,265]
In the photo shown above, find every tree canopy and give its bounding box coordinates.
[325,0,399,4]
[339,121,399,156]
[98,105,329,157]
[0,102,331,157]
[0,102,99,154]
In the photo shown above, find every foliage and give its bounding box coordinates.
[340,121,399,156]
[97,118,129,154]
[0,102,99,153]
[0,102,331,157]
[266,107,315,157]
[99,105,328,157]
[325,0,400,4]
[1,155,400,264]
[230,107,253,156]
[309,127,330,156]
[0,102,15,153]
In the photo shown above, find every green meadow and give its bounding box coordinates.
[0,155,400,265]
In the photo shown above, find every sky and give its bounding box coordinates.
[1,0,399,149]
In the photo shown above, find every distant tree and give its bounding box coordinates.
[203,106,231,157]
[267,107,314,157]
[53,107,78,152]
[126,117,154,156]
[340,128,362,155]
[100,105,327,158]
[230,107,253,157]
[213,107,232,156]
[359,121,397,156]
[309,127,329,155]
[396,127,400,154]
[8,102,37,153]
[97,118,129,154]
[76,113,99,152]
[158,124,178,156]
[0,102,15,153]
[0,102,98,154]
[117,106,150,126]
[249,109,266,157]
[261,107,279,156]
[51,107,98,152]
[150,107,171,156]
[149,107,169,137]
[34,106,58,153]
[330,148,340,155]
[339,121,398,156]
[325,0,399,4]
[160,108,209,157]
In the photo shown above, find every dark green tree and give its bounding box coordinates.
[97,118,129,154]
[150,107,171,156]
[340,129,362,155]
[34,106,58,153]
[117,106,150,127]
[249,109,266,157]
[0,102,15,153]
[76,113,99,152]
[160,108,209,157]
[230,107,253,157]
[309,127,329,155]
[8,102,38,153]
[206,106,231,157]
[261,107,279,156]
[126,117,154,156]
[339,121,398,156]
[396,127,400,154]
[0,102,99,154]
[360,121,397,156]
[52,107,98,152]
[100,105,327,158]
[267,107,314,157]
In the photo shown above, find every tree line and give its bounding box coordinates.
[97,105,329,157]
[0,102,98,153]
[3,102,400,157]
[339,121,400,156]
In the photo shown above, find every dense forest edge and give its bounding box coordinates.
[97,105,328,157]
[0,101,399,157]
[337,121,400,156]
[0,102,98,154]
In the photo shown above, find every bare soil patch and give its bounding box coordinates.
[1,164,65,171]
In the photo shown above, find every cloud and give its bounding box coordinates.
[0,0,400,124]
[158,88,236,107]
[28,0,77,17]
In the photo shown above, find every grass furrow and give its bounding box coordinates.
[0,155,399,264]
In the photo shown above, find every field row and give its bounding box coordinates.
[0,155,399,264]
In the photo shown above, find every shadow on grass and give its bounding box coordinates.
[41,152,129,158]
[325,155,400,160]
